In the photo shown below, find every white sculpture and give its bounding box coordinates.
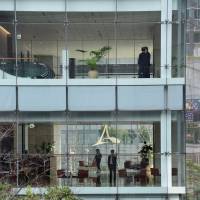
[92,125,120,146]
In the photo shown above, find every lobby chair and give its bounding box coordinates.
[78,169,88,178]
[79,161,85,167]
[124,161,132,169]
[57,169,66,178]
[78,169,88,185]
[118,169,127,177]
[150,168,161,185]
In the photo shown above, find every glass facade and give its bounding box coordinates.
[0,111,185,191]
[0,0,186,199]
[0,0,186,80]
[172,0,187,77]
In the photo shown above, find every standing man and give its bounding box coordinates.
[138,47,151,78]
[94,148,102,173]
[108,149,117,186]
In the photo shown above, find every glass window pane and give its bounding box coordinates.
[0,111,17,186]
[16,111,67,187]
[67,23,115,79]
[172,23,186,78]
[117,23,160,78]
[16,23,65,79]
[172,0,186,78]
[172,111,185,187]
[0,23,16,79]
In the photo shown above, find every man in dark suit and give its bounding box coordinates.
[94,148,102,172]
[138,47,151,78]
[108,149,117,186]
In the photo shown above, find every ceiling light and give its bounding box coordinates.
[0,26,11,35]
[29,123,35,129]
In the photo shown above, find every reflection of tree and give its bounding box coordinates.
[0,183,81,200]
[186,122,200,144]
[187,159,200,200]
[0,154,51,188]
[0,124,14,142]
[0,183,14,200]
[0,124,15,154]
[99,125,151,144]
[99,125,130,144]
[137,126,150,143]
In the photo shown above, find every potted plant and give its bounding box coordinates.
[138,141,153,183]
[77,46,111,78]
[35,141,55,154]
[138,141,153,167]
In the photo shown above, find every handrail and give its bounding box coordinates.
[0,57,33,60]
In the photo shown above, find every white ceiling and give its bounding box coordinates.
[1,11,161,41]
[0,11,161,23]
[15,11,161,23]
[15,23,159,41]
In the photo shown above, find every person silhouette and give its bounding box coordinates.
[94,149,102,173]
[108,149,117,186]
[138,47,151,78]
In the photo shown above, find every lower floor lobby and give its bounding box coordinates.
[0,111,185,199]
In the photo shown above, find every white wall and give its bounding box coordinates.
[18,39,154,65]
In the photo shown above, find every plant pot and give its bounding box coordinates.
[145,165,151,178]
[88,70,98,78]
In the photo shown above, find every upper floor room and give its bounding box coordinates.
[0,0,186,85]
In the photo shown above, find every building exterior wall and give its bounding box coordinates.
[0,0,186,199]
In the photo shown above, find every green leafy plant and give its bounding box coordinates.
[35,142,55,154]
[0,183,13,200]
[44,186,80,200]
[138,142,153,168]
[0,184,80,200]
[77,46,111,70]
[186,160,200,200]
[138,142,153,159]
[21,186,40,200]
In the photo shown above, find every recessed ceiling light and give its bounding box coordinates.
[29,123,35,129]
[0,26,11,35]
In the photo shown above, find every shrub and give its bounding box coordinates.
[0,184,80,200]
[0,183,13,200]
[44,186,80,200]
